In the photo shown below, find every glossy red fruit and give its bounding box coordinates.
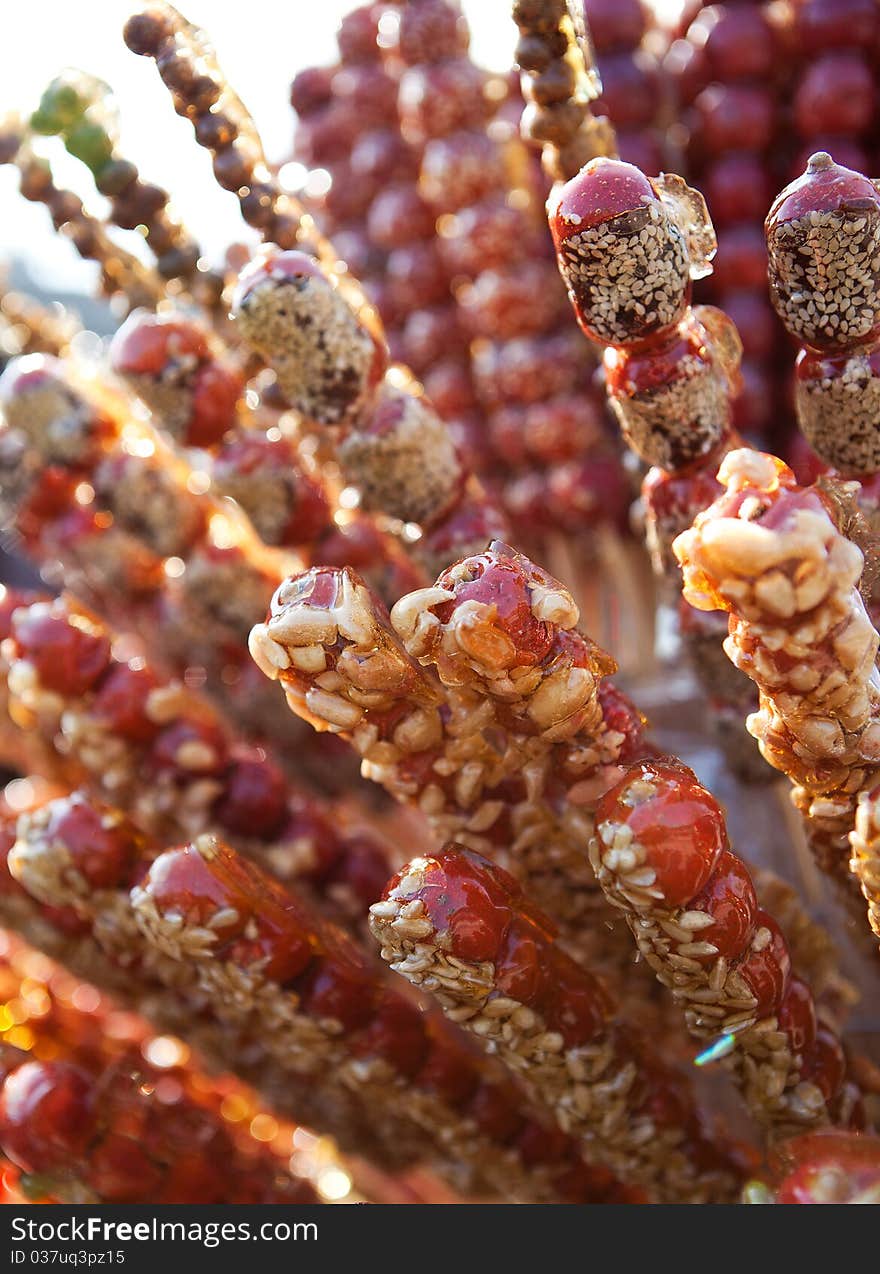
[703,153,774,229]
[350,129,417,188]
[584,0,646,52]
[693,84,774,154]
[712,225,768,294]
[386,241,449,313]
[437,198,537,276]
[386,850,511,963]
[328,833,391,908]
[777,976,817,1055]
[775,1131,880,1203]
[597,682,645,763]
[799,1028,846,1102]
[795,52,875,138]
[0,1061,94,1172]
[214,748,288,839]
[594,50,662,130]
[47,794,139,889]
[792,0,878,54]
[686,848,757,963]
[12,606,111,697]
[186,359,242,448]
[143,841,314,983]
[88,661,162,743]
[690,4,776,80]
[336,3,382,64]
[110,312,208,377]
[437,552,557,666]
[297,948,376,1032]
[735,911,791,1015]
[351,994,428,1077]
[289,65,334,117]
[398,61,489,143]
[367,184,435,249]
[467,1082,522,1143]
[416,1037,479,1108]
[549,155,656,235]
[458,263,563,341]
[396,0,469,65]
[596,761,726,905]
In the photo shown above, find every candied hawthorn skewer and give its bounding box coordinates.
[108,307,423,609]
[248,553,645,970]
[0,351,284,656]
[548,153,775,780]
[0,789,633,1203]
[30,71,221,306]
[512,0,615,182]
[592,759,861,1138]
[369,843,747,1202]
[0,591,393,924]
[123,4,321,256]
[232,247,508,576]
[0,1048,319,1205]
[0,933,342,1203]
[385,541,648,931]
[0,348,357,777]
[674,447,880,942]
[382,0,627,550]
[128,5,509,574]
[0,124,164,311]
[548,156,735,557]
[766,152,880,603]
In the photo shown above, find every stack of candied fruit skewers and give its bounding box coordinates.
[0,0,879,1206]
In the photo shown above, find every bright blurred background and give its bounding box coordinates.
[1,1,682,303]
[0,1,522,299]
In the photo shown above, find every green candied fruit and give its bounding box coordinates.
[65,120,114,174]
[19,1172,56,1200]
[30,79,86,134]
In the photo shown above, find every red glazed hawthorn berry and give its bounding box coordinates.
[0,1061,94,1172]
[12,605,111,697]
[110,312,209,379]
[794,52,875,138]
[296,951,375,1032]
[326,832,391,909]
[415,1037,478,1108]
[351,994,428,1077]
[685,847,757,963]
[584,0,646,52]
[289,65,334,117]
[734,910,791,1016]
[186,360,242,448]
[777,976,818,1056]
[691,4,776,80]
[799,1028,846,1103]
[213,748,288,840]
[46,794,139,889]
[88,660,162,743]
[596,761,726,906]
[774,1131,880,1203]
